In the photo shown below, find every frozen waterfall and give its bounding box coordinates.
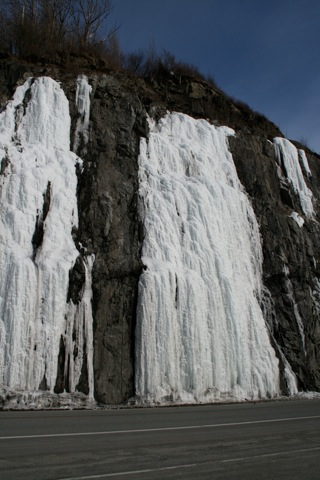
[273,137,313,218]
[0,77,94,400]
[136,112,280,404]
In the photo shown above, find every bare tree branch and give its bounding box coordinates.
[73,0,113,45]
[0,0,117,58]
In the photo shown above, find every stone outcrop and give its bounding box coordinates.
[0,58,319,404]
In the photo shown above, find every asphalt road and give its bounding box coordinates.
[1,399,320,479]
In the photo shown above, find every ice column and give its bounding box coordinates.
[0,77,93,396]
[73,75,92,153]
[273,138,313,217]
[136,112,280,404]
[64,255,95,398]
[299,149,312,177]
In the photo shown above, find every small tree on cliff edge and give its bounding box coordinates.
[72,0,114,47]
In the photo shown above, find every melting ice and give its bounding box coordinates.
[0,77,94,400]
[136,112,280,404]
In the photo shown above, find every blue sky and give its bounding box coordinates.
[110,0,320,153]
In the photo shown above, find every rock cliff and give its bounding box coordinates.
[0,58,319,407]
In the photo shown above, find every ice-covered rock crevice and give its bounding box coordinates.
[136,112,280,405]
[282,263,306,358]
[0,76,94,401]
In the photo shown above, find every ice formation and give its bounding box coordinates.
[298,149,312,177]
[73,75,92,153]
[289,211,305,228]
[273,138,313,217]
[0,77,94,399]
[136,112,280,404]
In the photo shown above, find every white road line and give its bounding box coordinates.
[60,463,199,479]
[222,445,320,463]
[59,446,320,479]
[0,414,319,441]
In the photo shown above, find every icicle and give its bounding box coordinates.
[64,255,95,398]
[136,112,280,405]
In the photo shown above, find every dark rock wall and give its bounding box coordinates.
[74,75,147,403]
[0,59,319,402]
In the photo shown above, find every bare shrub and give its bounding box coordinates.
[298,136,310,150]
[122,45,206,83]
[104,32,123,68]
[205,74,218,89]
[71,0,114,46]
[124,50,145,75]
[0,0,117,61]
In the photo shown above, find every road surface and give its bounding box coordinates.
[1,399,320,479]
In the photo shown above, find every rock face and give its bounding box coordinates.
[75,75,146,403]
[0,59,319,406]
[229,134,320,392]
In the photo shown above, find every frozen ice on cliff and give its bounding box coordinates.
[274,137,313,217]
[0,77,94,400]
[136,112,280,405]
